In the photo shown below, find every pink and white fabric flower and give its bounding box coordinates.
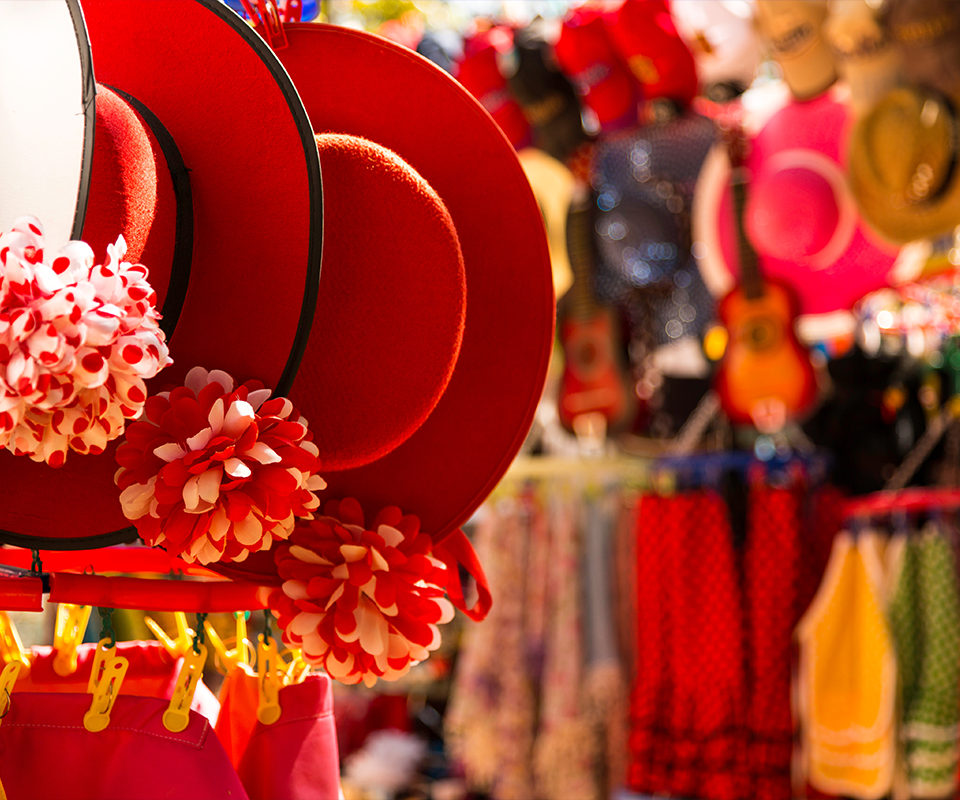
[115,366,325,565]
[269,498,455,687]
[0,216,171,465]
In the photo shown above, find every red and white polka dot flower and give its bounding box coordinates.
[269,498,455,687]
[0,216,171,465]
[115,366,326,564]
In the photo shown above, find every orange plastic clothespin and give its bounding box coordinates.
[257,633,282,724]
[83,638,128,732]
[0,660,21,727]
[163,641,207,733]
[144,612,194,659]
[0,611,31,677]
[52,603,92,677]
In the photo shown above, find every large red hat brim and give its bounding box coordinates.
[214,25,555,583]
[0,0,322,549]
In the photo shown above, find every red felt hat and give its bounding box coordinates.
[603,0,700,108]
[201,24,555,583]
[1,12,552,583]
[555,3,642,133]
[0,0,322,549]
[455,27,534,150]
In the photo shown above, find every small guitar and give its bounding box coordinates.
[557,193,634,436]
[713,123,818,431]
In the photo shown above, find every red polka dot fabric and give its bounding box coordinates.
[743,485,803,800]
[628,478,843,800]
[629,489,748,799]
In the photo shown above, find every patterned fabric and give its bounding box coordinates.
[627,476,830,800]
[590,113,717,346]
[888,523,960,798]
[533,492,597,800]
[582,492,631,797]
[614,496,640,683]
[796,530,897,798]
[447,480,631,800]
[628,489,748,800]
[743,485,805,800]
[886,530,921,795]
[445,496,538,800]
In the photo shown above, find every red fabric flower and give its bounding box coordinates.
[270,498,455,687]
[0,216,171,465]
[115,366,325,564]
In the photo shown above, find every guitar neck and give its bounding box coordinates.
[730,167,763,301]
[565,200,601,320]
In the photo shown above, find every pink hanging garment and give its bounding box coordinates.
[0,684,244,800]
[215,668,341,800]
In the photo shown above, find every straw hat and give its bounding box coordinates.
[756,0,837,101]
[848,87,960,245]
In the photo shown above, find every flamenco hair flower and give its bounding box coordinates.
[0,216,171,466]
[270,498,456,687]
[115,366,326,565]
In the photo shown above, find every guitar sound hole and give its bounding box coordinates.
[576,341,599,365]
[745,318,780,351]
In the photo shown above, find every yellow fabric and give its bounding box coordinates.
[797,530,897,799]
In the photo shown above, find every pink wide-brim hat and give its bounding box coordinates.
[693,93,902,317]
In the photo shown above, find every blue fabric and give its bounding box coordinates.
[221,0,319,22]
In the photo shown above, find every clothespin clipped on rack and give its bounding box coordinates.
[83,636,128,733]
[0,660,21,728]
[257,628,282,725]
[204,611,254,676]
[0,611,31,677]
[52,603,92,677]
[653,465,677,497]
[145,612,195,659]
[282,648,309,686]
[162,616,208,734]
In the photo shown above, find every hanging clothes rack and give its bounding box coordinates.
[844,486,960,519]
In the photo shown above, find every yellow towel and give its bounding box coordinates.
[797,530,897,799]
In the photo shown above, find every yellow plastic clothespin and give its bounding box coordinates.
[204,612,254,676]
[83,638,128,733]
[145,612,194,659]
[282,648,309,686]
[654,467,677,497]
[52,604,92,677]
[0,661,21,728]
[257,633,282,725]
[0,612,31,677]
[163,642,207,733]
